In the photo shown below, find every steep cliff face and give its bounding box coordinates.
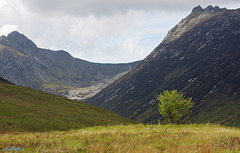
[87,6,240,126]
[0,31,139,100]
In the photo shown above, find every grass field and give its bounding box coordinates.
[1,123,240,152]
[1,79,240,152]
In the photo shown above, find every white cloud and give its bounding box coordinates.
[227,3,240,9]
[0,24,18,36]
[123,37,146,57]
[20,0,240,17]
[0,0,240,63]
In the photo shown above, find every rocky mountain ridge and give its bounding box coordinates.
[86,6,240,127]
[191,5,226,14]
[0,31,139,100]
[162,5,226,45]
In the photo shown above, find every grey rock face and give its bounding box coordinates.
[192,5,226,14]
[7,31,37,49]
[0,31,140,100]
[191,5,204,13]
[67,71,129,101]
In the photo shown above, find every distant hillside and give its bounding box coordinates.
[0,78,135,132]
[87,6,240,127]
[0,31,139,100]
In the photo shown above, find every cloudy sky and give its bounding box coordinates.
[0,0,240,63]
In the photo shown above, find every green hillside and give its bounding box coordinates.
[0,80,135,132]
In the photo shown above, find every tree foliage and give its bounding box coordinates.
[157,90,194,124]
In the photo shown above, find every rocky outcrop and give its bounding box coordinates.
[191,5,226,14]
[67,71,129,101]
[162,5,226,45]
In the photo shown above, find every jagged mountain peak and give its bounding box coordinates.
[191,5,203,13]
[191,5,226,14]
[161,5,228,45]
[7,31,37,49]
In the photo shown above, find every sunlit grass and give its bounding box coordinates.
[1,124,240,152]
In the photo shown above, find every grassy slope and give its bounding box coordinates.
[0,81,135,132]
[190,96,240,127]
[1,124,240,152]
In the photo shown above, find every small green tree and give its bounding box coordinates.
[157,90,194,124]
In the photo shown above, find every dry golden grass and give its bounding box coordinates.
[1,124,240,153]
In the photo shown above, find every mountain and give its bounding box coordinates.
[0,77,135,132]
[86,6,240,127]
[0,31,139,100]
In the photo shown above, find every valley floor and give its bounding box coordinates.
[1,124,240,153]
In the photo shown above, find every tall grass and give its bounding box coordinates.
[1,124,240,152]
